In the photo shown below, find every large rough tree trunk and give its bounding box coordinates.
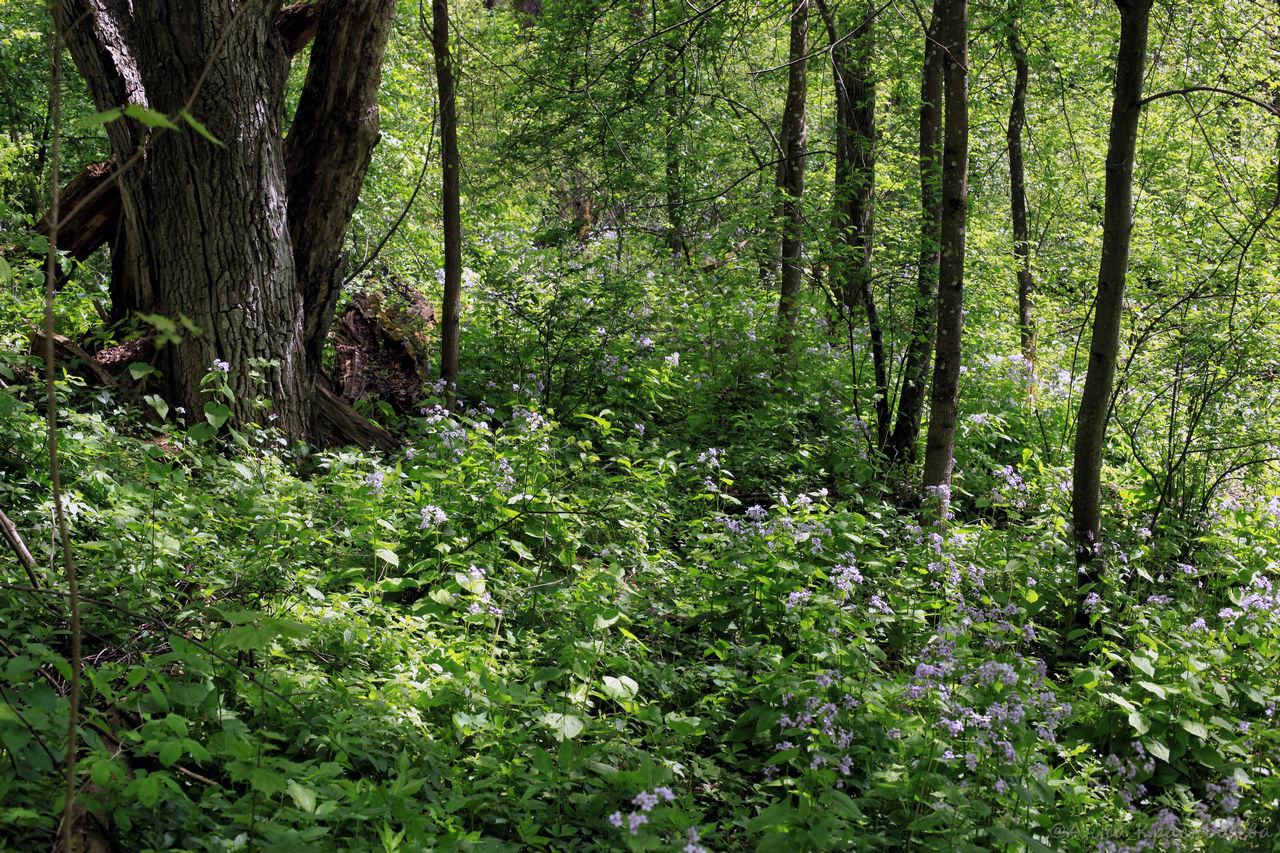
[886,7,943,468]
[1072,0,1152,587]
[432,0,463,409]
[920,0,968,518]
[774,0,809,369]
[1007,8,1036,378]
[50,0,394,441]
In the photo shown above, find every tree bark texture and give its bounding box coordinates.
[432,0,463,409]
[823,0,884,450]
[1072,0,1152,579]
[1007,12,1036,378]
[774,0,808,369]
[886,8,943,468]
[920,0,968,511]
[51,0,394,441]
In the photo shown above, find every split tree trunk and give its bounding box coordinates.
[920,0,968,517]
[51,0,395,441]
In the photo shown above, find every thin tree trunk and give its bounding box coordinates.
[920,0,968,519]
[1007,9,1036,379]
[775,0,809,370]
[661,2,686,261]
[432,0,463,409]
[822,0,884,449]
[886,7,943,467]
[1072,0,1152,584]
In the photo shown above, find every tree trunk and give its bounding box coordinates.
[432,0,463,409]
[1007,9,1035,379]
[886,7,943,468]
[775,0,809,370]
[822,0,883,449]
[920,0,968,519]
[664,40,687,260]
[51,0,394,441]
[1072,0,1152,583]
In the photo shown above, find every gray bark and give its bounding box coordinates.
[51,0,394,441]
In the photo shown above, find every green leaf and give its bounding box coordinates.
[129,362,160,380]
[158,740,183,767]
[179,109,226,147]
[600,675,638,701]
[204,401,230,428]
[1130,655,1156,678]
[1179,719,1208,739]
[1024,588,1039,603]
[1128,711,1149,735]
[0,255,11,285]
[541,712,583,741]
[74,107,124,129]
[1144,739,1170,762]
[124,103,180,130]
[287,779,317,814]
[1138,680,1168,699]
[375,548,399,567]
[144,394,169,421]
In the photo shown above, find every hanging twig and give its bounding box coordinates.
[43,10,84,851]
[0,509,40,589]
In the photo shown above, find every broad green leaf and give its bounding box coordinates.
[1130,655,1156,678]
[1144,739,1170,762]
[1138,680,1168,699]
[1179,719,1208,739]
[74,107,124,129]
[600,675,638,701]
[1128,711,1149,735]
[145,394,169,421]
[542,712,583,741]
[375,548,399,567]
[204,401,230,428]
[158,740,183,767]
[287,779,317,814]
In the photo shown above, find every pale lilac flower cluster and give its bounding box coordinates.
[365,470,386,492]
[1217,573,1280,625]
[420,505,447,528]
[720,504,831,556]
[785,589,811,611]
[462,565,502,617]
[830,552,864,598]
[608,787,676,836]
[418,404,469,464]
[991,464,1028,511]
